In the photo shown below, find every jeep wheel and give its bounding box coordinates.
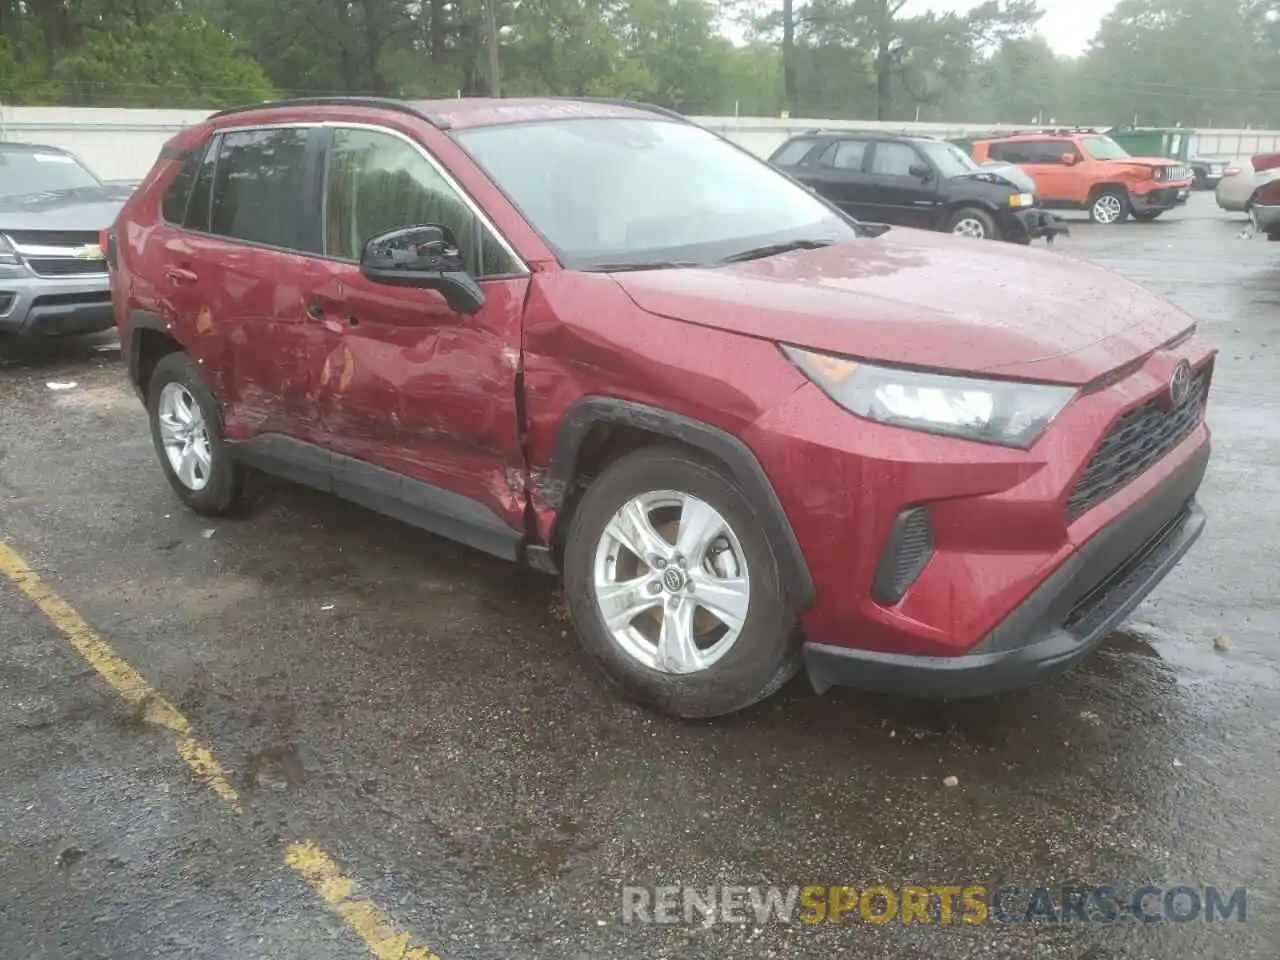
[147,351,248,515]
[946,206,997,240]
[563,447,799,718]
[1090,190,1130,224]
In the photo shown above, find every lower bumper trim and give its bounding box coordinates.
[804,441,1209,699]
[1005,208,1071,244]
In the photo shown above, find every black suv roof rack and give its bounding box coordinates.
[796,127,941,140]
[208,96,453,130]
[967,125,1103,140]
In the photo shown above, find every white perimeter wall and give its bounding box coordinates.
[4,106,1280,180]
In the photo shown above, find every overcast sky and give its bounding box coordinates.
[920,0,1119,56]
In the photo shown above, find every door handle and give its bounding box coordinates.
[165,266,198,284]
[308,302,359,326]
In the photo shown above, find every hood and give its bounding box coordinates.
[0,186,127,232]
[1105,156,1182,169]
[609,230,1194,386]
[960,163,1038,194]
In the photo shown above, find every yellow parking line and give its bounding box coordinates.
[0,539,241,809]
[286,842,440,960]
[0,537,436,960]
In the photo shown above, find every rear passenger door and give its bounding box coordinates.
[798,139,873,217]
[992,140,1080,206]
[157,124,330,453]
[862,140,941,229]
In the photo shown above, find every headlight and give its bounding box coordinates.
[0,234,18,265]
[1009,193,1035,208]
[781,345,1076,448]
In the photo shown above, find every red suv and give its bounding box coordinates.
[106,97,1214,718]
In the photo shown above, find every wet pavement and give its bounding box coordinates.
[2,192,1278,958]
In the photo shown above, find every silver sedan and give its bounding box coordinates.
[1216,159,1278,218]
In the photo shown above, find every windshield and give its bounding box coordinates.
[916,140,980,178]
[0,149,101,199]
[452,118,856,269]
[1081,136,1131,161]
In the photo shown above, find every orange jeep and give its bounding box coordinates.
[970,131,1194,224]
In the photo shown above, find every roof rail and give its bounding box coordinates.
[550,96,689,123]
[208,96,452,129]
[793,126,941,140]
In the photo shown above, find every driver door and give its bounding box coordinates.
[301,124,532,537]
[862,141,941,229]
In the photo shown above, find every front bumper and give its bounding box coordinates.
[803,442,1208,698]
[0,271,114,337]
[1002,208,1071,244]
[1131,185,1192,213]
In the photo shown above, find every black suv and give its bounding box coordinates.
[770,130,1067,245]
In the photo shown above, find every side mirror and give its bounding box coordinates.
[359,224,485,315]
[1061,153,1078,166]
[909,163,933,181]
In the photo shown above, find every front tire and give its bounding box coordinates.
[1090,189,1130,224]
[147,351,247,515]
[945,206,998,240]
[562,446,799,718]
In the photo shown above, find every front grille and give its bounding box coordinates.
[1065,369,1210,523]
[871,506,934,606]
[1063,502,1193,638]
[27,258,107,277]
[4,230,100,246]
[1156,166,1191,182]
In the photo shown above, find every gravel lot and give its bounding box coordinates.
[2,193,1277,959]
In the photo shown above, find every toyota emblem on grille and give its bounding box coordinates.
[1169,359,1192,407]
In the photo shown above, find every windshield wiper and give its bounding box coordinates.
[718,239,835,264]
[583,260,700,273]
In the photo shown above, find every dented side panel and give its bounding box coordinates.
[519,270,808,543]
[301,256,531,534]
[168,232,329,445]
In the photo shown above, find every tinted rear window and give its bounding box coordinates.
[772,138,818,166]
[208,128,312,249]
[817,140,867,170]
[160,149,203,224]
[990,140,1069,164]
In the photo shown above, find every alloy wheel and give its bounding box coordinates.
[952,217,987,239]
[592,491,750,675]
[157,382,213,491]
[1093,194,1124,224]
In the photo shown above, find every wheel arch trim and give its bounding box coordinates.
[543,396,816,611]
[127,309,178,390]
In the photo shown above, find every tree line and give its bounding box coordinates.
[1,0,1278,128]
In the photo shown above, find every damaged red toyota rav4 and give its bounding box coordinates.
[105,97,1213,718]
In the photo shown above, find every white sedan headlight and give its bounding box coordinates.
[782,345,1077,448]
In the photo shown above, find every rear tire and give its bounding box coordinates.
[147,351,248,516]
[1089,189,1130,224]
[562,446,800,719]
[945,206,998,240]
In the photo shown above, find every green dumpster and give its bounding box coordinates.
[1103,126,1192,162]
